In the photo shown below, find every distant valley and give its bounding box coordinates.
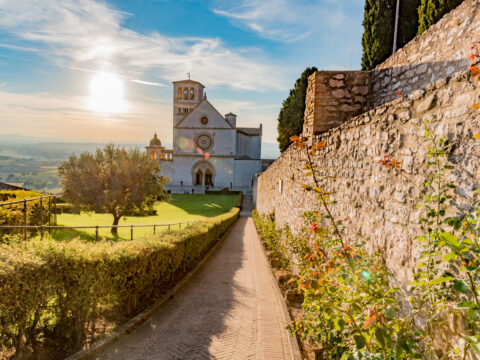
[0,138,280,193]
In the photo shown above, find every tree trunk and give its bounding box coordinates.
[111,214,120,235]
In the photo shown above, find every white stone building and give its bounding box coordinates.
[146,78,263,193]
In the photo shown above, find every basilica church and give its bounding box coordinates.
[146,78,264,193]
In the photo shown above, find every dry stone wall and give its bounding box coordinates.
[370,0,480,107]
[303,71,371,136]
[256,70,480,287]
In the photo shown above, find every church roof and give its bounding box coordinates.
[237,127,261,136]
[175,98,234,129]
[0,182,28,191]
[149,133,162,146]
[172,79,205,88]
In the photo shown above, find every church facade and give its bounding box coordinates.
[146,79,263,193]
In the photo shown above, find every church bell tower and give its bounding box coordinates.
[172,76,205,127]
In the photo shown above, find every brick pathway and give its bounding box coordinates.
[95,217,295,360]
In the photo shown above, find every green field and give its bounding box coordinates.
[51,194,238,241]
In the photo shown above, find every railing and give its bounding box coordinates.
[0,195,59,240]
[0,220,198,241]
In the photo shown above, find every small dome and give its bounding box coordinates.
[150,133,162,146]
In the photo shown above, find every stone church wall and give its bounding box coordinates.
[256,70,479,287]
[370,0,480,107]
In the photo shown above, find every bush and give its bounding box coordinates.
[252,210,289,269]
[0,207,239,358]
[0,191,51,239]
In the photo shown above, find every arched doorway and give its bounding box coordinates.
[195,169,203,185]
[191,160,215,187]
[205,170,213,186]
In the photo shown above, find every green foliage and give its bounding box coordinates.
[361,0,396,70]
[252,210,290,269]
[253,206,419,358]
[397,0,422,49]
[0,207,239,357]
[417,0,463,35]
[58,144,169,234]
[408,119,480,358]
[277,67,317,153]
[0,190,51,240]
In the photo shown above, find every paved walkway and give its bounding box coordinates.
[95,217,294,360]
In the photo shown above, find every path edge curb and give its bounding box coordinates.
[254,224,303,360]
[65,216,239,360]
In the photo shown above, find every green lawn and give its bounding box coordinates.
[51,194,238,241]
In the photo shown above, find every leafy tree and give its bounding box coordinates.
[58,144,168,235]
[397,0,422,49]
[417,0,463,35]
[277,67,317,153]
[361,0,396,70]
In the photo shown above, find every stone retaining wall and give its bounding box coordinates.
[256,70,480,287]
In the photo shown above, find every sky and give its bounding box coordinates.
[0,0,364,153]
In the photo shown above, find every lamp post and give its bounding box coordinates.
[393,0,401,53]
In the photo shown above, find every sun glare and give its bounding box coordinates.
[87,73,126,114]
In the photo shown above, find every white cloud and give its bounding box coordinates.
[0,0,288,91]
[212,0,346,42]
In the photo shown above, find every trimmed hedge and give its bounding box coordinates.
[0,207,239,358]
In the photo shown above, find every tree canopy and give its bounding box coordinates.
[58,144,168,234]
[417,0,463,35]
[277,67,318,153]
[361,0,396,71]
[397,0,422,49]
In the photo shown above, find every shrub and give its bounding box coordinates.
[252,210,290,269]
[0,207,239,358]
[0,191,51,239]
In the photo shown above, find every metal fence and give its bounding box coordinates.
[0,194,59,240]
[0,195,197,241]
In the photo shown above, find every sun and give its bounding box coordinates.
[87,73,126,114]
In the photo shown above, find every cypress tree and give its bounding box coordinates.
[417,0,463,35]
[361,0,396,70]
[277,67,317,153]
[397,0,422,48]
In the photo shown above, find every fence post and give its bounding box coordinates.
[95,226,99,242]
[40,198,43,227]
[179,223,181,229]
[40,225,44,240]
[23,200,27,241]
[153,225,156,235]
[168,224,170,231]
[53,196,57,225]
[48,197,51,234]
[130,225,133,240]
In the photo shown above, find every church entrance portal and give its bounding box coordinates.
[205,171,213,186]
[195,170,203,185]
[192,161,215,188]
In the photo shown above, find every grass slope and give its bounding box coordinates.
[52,194,238,241]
